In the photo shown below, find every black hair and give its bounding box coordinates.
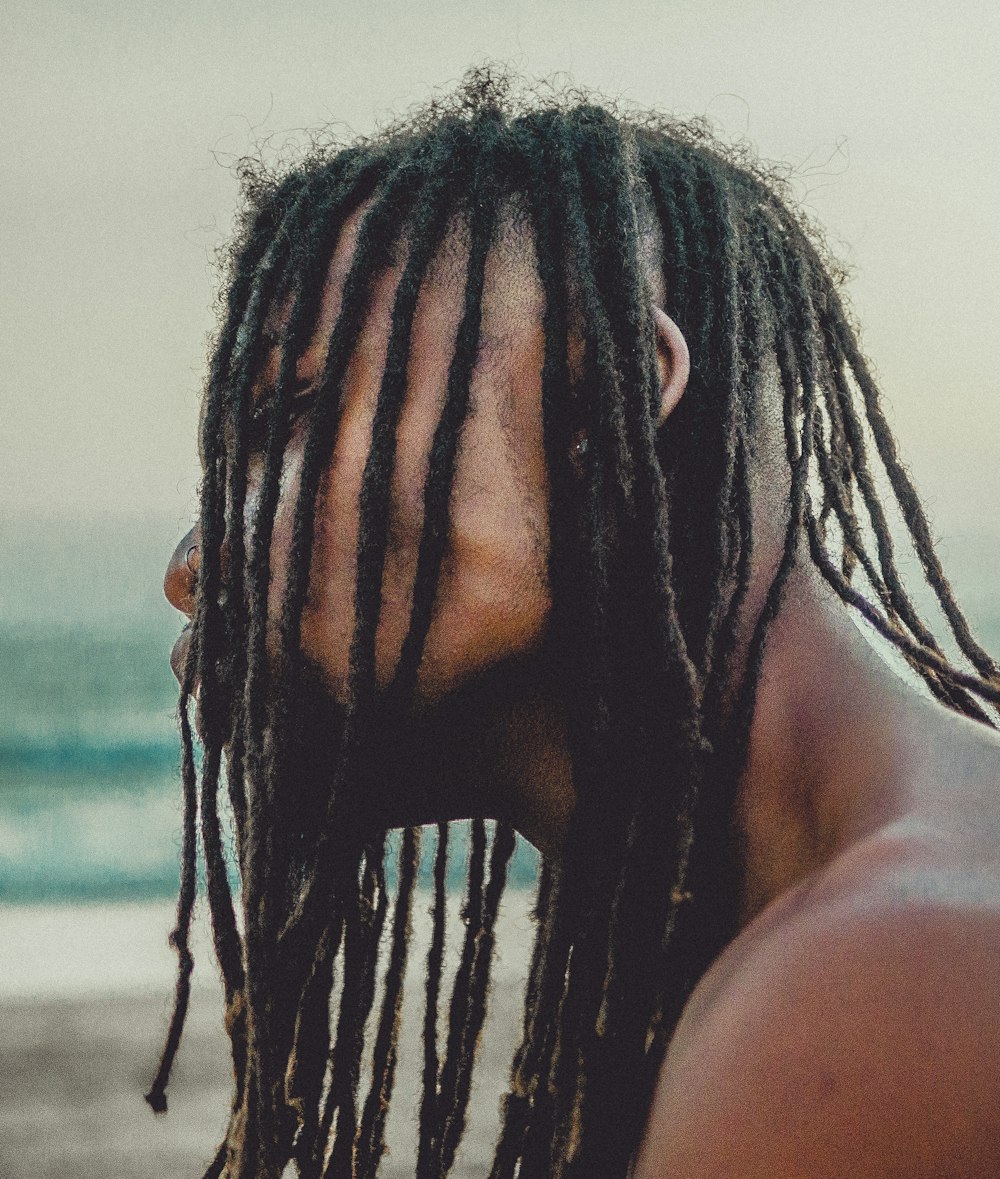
[149,69,1000,1178]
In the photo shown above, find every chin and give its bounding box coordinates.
[264,648,549,839]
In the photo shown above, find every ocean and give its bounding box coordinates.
[0,517,540,1176]
[1,515,997,905]
[0,516,545,903]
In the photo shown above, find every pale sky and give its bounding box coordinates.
[3,0,999,551]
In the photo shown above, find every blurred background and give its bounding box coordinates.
[2,0,998,1175]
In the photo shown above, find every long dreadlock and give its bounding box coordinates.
[150,70,1000,1178]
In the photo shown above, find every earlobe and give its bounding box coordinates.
[652,307,690,425]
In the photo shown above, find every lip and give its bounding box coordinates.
[169,623,193,685]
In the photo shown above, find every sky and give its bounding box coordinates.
[2,0,999,553]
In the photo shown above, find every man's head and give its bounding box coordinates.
[155,72,998,1178]
[216,209,684,710]
[228,199,678,705]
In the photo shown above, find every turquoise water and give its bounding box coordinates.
[1,517,996,903]
[0,518,542,900]
[0,623,185,901]
[0,620,541,900]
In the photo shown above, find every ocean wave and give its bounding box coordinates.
[0,733,180,774]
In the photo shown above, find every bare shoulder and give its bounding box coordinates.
[633,828,1000,1178]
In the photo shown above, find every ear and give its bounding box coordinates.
[652,306,690,425]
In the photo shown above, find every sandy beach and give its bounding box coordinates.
[0,895,535,1178]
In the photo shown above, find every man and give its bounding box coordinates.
[158,74,1000,1177]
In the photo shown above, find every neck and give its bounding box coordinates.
[735,563,960,919]
[495,558,995,894]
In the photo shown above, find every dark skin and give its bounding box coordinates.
[165,212,1000,1175]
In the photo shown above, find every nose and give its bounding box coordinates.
[164,527,200,617]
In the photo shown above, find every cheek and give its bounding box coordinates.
[431,507,550,685]
[422,418,552,689]
[248,426,364,700]
[258,405,420,701]
[250,398,551,705]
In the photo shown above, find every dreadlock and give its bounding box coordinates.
[150,68,1000,1178]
